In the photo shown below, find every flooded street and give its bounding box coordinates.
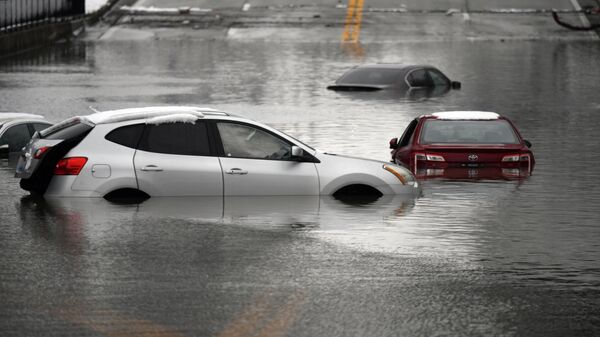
[2,9,600,336]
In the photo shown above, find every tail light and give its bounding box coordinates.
[33,146,51,159]
[415,153,445,162]
[502,154,530,162]
[54,157,88,175]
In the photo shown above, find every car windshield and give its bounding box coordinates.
[420,119,520,144]
[337,68,404,85]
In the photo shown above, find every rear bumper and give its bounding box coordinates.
[414,160,533,171]
[415,166,531,180]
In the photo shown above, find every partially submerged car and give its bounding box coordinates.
[1,113,52,160]
[389,111,534,180]
[16,106,419,199]
[327,64,461,92]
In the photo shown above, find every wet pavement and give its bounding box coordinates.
[2,0,600,336]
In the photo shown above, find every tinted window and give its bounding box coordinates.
[44,122,92,140]
[338,68,404,85]
[407,69,432,87]
[427,69,450,86]
[217,122,292,160]
[420,120,520,144]
[138,122,210,156]
[105,124,144,149]
[0,124,31,152]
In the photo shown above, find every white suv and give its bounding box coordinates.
[16,106,418,199]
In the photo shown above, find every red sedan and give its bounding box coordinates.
[389,111,535,180]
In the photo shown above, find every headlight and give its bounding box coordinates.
[383,164,416,186]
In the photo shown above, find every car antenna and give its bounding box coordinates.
[88,106,100,113]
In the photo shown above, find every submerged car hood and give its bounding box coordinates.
[317,151,390,165]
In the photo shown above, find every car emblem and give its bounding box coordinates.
[468,154,479,161]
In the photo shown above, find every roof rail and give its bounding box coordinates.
[85,106,227,125]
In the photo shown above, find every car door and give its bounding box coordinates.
[215,121,319,196]
[426,68,451,87]
[406,68,433,88]
[133,121,223,196]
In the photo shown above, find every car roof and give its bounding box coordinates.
[0,113,45,123]
[423,111,502,120]
[353,64,437,71]
[83,106,229,125]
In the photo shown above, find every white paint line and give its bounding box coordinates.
[99,26,118,40]
[570,0,590,26]
[570,0,598,40]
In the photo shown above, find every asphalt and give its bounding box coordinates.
[87,0,599,42]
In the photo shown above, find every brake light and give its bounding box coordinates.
[33,146,51,159]
[54,157,88,175]
[415,153,445,162]
[502,154,530,162]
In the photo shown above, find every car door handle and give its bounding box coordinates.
[141,165,163,172]
[225,168,248,175]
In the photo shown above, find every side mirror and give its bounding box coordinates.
[389,138,399,149]
[0,144,8,159]
[524,140,532,148]
[291,146,304,158]
[451,81,461,89]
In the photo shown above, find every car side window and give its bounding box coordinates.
[406,69,431,87]
[0,124,31,152]
[217,122,292,160]
[105,124,145,149]
[427,69,450,86]
[399,119,418,147]
[138,122,210,156]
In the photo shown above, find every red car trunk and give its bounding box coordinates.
[391,111,535,180]
[422,144,525,166]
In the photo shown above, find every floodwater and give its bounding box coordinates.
[2,38,600,336]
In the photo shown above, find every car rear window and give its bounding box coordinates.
[105,124,145,149]
[420,120,520,144]
[337,68,404,85]
[138,122,210,156]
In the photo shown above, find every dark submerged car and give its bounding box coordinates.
[327,64,461,92]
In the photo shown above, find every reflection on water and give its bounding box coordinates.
[1,38,600,292]
[18,194,415,232]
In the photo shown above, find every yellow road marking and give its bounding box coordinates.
[56,309,188,337]
[219,294,305,337]
[217,296,271,337]
[56,294,303,337]
[342,0,365,43]
[255,296,304,337]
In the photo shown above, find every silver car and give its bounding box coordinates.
[16,106,418,199]
[1,113,52,160]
